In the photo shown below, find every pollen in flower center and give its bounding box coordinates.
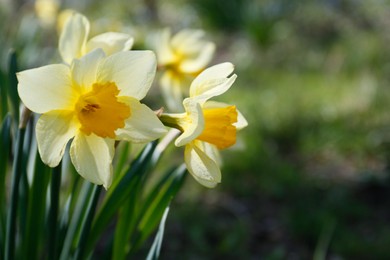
[75,82,131,138]
[197,106,238,149]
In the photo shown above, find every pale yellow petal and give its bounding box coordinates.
[175,99,204,147]
[71,48,105,92]
[190,62,234,95]
[97,51,156,100]
[171,29,205,55]
[86,32,134,56]
[70,133,115,189]
[184,141,221,188]
[204,101,248,130]
[36,110,78,167]
[17,64,76,113]
[155,28,175,66]
[179,42,215,73]
[115,97,167,143]
[59,12,90,64]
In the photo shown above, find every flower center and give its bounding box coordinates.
[75,82,131,138]
[197,106,238,149]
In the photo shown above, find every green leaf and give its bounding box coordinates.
[59,181,93,260]
[22,150,51,260]
[7,50,19,126]
[48,164,62,260]
[131,164,187,252]
[86,141,158,255]
[0,71,8,120]
[146,206,170,260]
[4,127,26,260]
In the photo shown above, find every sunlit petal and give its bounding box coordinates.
[204,101,248,130]
[36,110,78,167]
[71,48,105,92]
[97,51,156,100]
[86,32,134,56]
[175,99,204,147]
[184,141,221,188]
[179,42,215,73]
[70,133,115,189]
[59,12,90,64]
[17,64,76,113]
[115,97,167,143]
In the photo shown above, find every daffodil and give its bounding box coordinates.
[59,12,134,64]
[160,63,247,187]
[17,49,167,189]
[155,28,215,111]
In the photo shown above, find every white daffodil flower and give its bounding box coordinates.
[160,63,248,187]
[17,49,167,189]
[155,28,215,111]
[59,12,134,64]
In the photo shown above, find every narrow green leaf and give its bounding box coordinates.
[22,151,51,260]
[4,127,26,260]
[132,164,186,251]
[7,50,19,126]
[86,141,158,255]
[48,164,62,260]
[146,206,170,260]
[0,71,8,120]
[113,142,131,179]
[59,181,93,260]
[112,174,142,260]
[74,185,102,260]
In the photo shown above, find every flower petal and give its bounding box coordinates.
[97,51,157,100]
[179,42,215,73]
[17,64,76,113]
[155,28,175,66]
[36,110,78,167]
[59,12,90,64]
[70,133,115,189]
[184,141,221,188]
[160,71,185,112]
[204,101,248,130]
[171,29,206,55]
[86,32,134,56]
[115,97,167,143]
[175,98,204,147]
[190,62,234,93]
[71,48,105,92]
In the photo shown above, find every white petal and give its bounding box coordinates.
[191,75,237,105]
[175,99,204,147]
[171,29,205,54]
[190,62,234,95]
[204,101,248,130]
[115,97,167,143]
[160,71,185,112]
[97,51,156,100]
[71,48,105,92]
[17,64,76,113]
[70,133,115,189]
[155,28,175,66]
[59,12,90,64]
[179,42,215,73]
[36,110,78,167]
[86,32,134,56]
[184,141,221,188]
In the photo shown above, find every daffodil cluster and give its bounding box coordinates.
[17,12,247,189]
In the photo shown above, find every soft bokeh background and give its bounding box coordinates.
[2,0,390,258]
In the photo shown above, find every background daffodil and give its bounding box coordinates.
[155,28,215,111]
[160,63,248,187]
[59,12,134,64]
[17,49,167,189]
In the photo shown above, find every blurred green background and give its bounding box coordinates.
[2,0,390,258]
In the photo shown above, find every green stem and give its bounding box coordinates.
[48,164,62,260]
[4,127,26,260]
[74,185,102,260]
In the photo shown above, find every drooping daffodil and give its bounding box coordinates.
[17,49,167,189]
[160,63,247,188]
[155,28,215,112]
[59,12,134,64]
